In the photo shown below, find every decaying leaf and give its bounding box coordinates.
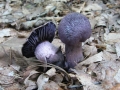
[95,14,107,27]
[46,67,56,77]
[2,37,26,48]
[106,44,116,53]
[4,83,21,90]
[0,38,5,43]
[53,73,63,83]
[115,42,120,58]
[24,70,39,90]
[77,52,103,66]
[83,45,97,57]
[37,74,49,90]
[71,69,104,90]
[0,66,18,85]
[83,3,102,16]
[104,33,120,44]
[0,28,14,38]
[114,69,120,83]
[43,81,63,90]
[110,84,120,90]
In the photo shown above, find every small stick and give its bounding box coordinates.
[1,46,9,56]
[9,47,12,65]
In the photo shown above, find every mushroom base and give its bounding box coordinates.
[65,43,83,68]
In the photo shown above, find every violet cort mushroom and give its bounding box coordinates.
[58,12,91,68]
[22,22,65,68]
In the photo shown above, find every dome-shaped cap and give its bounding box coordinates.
[58,12,91,46]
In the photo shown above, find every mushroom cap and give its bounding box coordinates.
[35,41,57,62]
[34,41,63,63]
[22,22,56,58]
[58,12,91,46]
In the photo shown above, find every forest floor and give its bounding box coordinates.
[0,0,120,90]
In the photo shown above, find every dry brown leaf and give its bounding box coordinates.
[115,42,120,58]
[102,51,117,61]
[77,52,103,66]
[17,31,30,38]
[88,60,120,89]
[2,37,26,48]
[95,13,108,27]
[46,67,56,77]
[104,33,120,44]
[10,64,20,71]
[43,81,63,90]
[37,74,49,90]
[71,69,104,90]
[0,38,5,43]
[106,44,116,53]
[110,84,120,90]
[25,81,37,90]
[0,28,16,38]
[114,69,120,83]
[24,70,39,89]
[89,17,97,29]
[53,73,63,83]
[0,66,17,85]
[83,3,102,16]
[84,3,102,11]
[83,45,97,57]
[96,44,106,50]
[4,83,21,90]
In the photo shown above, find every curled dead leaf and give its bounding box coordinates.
[46,67,56,77]
[110,84,120,90]
[83,45,97,57]
[77,52,103,66]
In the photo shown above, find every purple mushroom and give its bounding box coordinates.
[22,22,65,68]
[58,12,91,68]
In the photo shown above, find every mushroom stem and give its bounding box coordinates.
[65,42,83,68]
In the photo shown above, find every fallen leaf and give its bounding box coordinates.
[10,64,20,71]
[78,52,103,66]
[37,74,49,90]
[2,37,26,48]
[102,51,117,61]
[106,44,116,53]
[104,33,120,44]
[83,45,97,57]
[53,73,63,83]
[115,42,120,58]
[114,69,120,83]
[46,67,56,77]
[0,28,11,37]
[95,14,107,27]
[24,70,39,89]
[83,3,102,16]
[110,84,120,90]
[83,3,102,11]
[71,69,104,90]
[0,38,5,43]
[43,81,63,90]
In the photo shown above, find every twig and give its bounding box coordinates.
[9,47,12,65]
[1,46,9,56]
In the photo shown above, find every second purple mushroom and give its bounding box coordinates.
[58,12,91,68]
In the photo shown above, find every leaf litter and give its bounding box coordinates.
[0,0,120,90]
